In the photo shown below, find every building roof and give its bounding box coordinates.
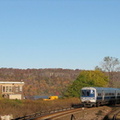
[0,81,24,84]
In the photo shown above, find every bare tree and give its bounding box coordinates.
[96,56,120,87]
[101,56,120,72]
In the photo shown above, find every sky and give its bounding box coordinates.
[0,0,120,70]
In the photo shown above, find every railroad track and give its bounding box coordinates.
[13,107,75,120]
[34,108,81,120]
[13,106,111,120]
[107,107,120,120]
[33,106,109,120]
[113,111,120,120]
[34,106,110,120]
[13,107,89,120]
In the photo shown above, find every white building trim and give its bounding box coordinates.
[0,82,24,84]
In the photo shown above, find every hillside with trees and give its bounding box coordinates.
[0,57,120,98]
[0,68,81,96]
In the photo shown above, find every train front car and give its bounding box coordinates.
[81,87,96,107]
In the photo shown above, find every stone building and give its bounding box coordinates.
[0,81,24,100]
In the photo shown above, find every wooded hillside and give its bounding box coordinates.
[1,68,120,97]
[0,68,81,96]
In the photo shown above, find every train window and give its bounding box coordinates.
[98,93,101,96]
[81,90,95,97]
[90,90,94,94]
[86,91,90,96]
[109,93,112,95]
[105,93,108,96]
[82,90,86,96]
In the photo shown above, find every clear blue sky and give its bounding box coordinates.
[0,0,120,70]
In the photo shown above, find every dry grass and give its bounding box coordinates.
[0,97,81,118]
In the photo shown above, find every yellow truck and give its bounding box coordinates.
[43,96,58,101]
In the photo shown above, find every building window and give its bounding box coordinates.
[2,86,5,92]
[6,86,8,92]
[2,86,13,93]
[15,86,19,92]
[9,86,12,92]
[19,86,22,92]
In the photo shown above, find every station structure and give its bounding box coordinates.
[0,81,24,100]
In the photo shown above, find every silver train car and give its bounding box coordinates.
[80,87,120,107]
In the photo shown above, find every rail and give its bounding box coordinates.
[112,110,120,120]
[12,107,74,120]
[106,107,120,120]
[12,105,111,120]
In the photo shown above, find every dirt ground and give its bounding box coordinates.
[77,106,112,120]
[56,106,112,120]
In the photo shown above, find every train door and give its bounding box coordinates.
[102,90,105,101]
[115,90,117,104]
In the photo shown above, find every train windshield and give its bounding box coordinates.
[81,89,95,97]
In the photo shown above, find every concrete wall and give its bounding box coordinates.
[9,94,22,100]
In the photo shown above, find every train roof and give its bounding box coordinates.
[81,87,120,91]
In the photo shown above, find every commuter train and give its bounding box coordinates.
[81,87,120,107]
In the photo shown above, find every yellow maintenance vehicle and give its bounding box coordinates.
[43,96,58,101]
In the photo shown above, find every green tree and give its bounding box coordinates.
[63,70,109,97]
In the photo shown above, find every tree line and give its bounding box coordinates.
[0,56,120,98]
[0,68,81,96]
